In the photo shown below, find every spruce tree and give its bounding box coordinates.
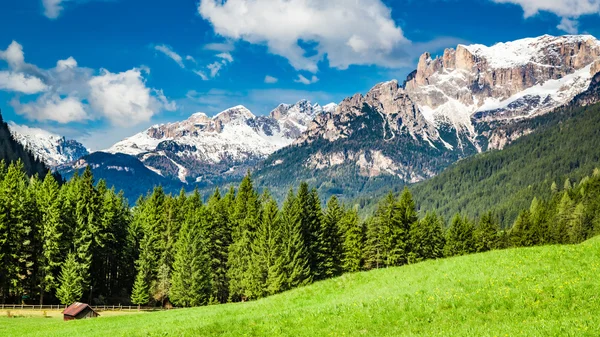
[408,212,445,263]
[37,172,63,304]
[444,214,476,257]
[553,192,574,244]
[170,213,211,307]
[56,253,83,305]
[568,202,587,244]
[340,208,364,273]
[509,210,535,247]
[279,189,312,290]
[474,212,499,252]
[320,196,344,278]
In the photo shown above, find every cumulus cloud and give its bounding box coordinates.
[0,72,48,94]
[88,68,176,126]
[154,44,185,68]
[198,0,408,72]
[0,41,175,126]
[295,74,319,85]
[492,0,600,33]
[42,0,65,19]
[264,75,278,84]
[12,95,89,123]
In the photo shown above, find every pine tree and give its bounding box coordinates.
[529,197,549,245]
[37,172,63,304]
[568,202,587,244]
[340,208,363,273]
[474,212,499,252]
[510,210,535,247]
[247,195,284,299]
[408,212,445,263]
[553,192,574,244]
[444,214,476,257]
[227,173,260,301]
[279,189,312,291]
[320,196,344,278]
[205,188,231,303]
[56,253,83,305]
[170,213,211,307]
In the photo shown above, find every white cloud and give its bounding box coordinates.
[12,95,89,123]
[216,52,234,63]
[0,72,48,94]
[557,17,580,34]
[491,0,600,33]
[186,55,197,64]
[193,70,209,80]
[0,41,26,70]
[154,44,185,68]
[204,42,235,52]
[264,75,278,84]
[198,0,408,72]
[0,41,175,126]
[88,68,176,126]
[207,62,224,78]
[42,0,65,19]
[295,74,319,85]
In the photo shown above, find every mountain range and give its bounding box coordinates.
[7,34,600,202]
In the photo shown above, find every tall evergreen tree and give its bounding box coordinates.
[56,253,83,305]
[279,189,312,291]
[170,212,211,307]
[474,212,499,252]
[408,212,445,263]
[320,196,344,278]
[340,208,363,273]
[205,188,232,303]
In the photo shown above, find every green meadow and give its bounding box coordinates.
[3,237,599,337]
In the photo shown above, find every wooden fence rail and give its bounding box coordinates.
[0,304,176,311]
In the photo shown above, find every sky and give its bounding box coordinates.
[1,0,599,150]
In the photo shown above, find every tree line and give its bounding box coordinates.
[1,160,599,307]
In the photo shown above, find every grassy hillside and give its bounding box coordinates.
[411,102,600,226]
[3,237,600,337]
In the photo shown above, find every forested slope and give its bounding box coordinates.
[411,101,600,226]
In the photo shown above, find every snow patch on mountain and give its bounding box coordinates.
[8,123,89,167]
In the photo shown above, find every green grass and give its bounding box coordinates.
[3,238,600,337]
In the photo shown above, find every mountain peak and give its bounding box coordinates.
[214,105,255,123]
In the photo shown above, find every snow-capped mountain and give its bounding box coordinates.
[256,35,600,195]
[8,123,89,168]
[105,100,335,183]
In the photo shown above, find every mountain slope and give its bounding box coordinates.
[106,100,335,184]
[255,34,600,201]
[0,111,53,178]
[5,237,600,336]
[411,100,600,226]
[8,123,89,168]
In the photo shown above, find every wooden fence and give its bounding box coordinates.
[0,304,175,311]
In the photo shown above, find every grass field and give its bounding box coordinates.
[2,237,599,337]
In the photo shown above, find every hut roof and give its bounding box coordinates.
[63,302,96,316]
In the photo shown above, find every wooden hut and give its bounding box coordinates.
[63,302,99,321]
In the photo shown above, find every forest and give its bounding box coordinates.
[1,158,599,307]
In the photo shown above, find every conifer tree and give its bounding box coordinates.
[509,210,535,247]
[553,192,574,244]
[444,214,476,257]
[408,212,445,263]
[568,202,587,244]
[205,188,231,303]
[228,173,260,301]
[56,253,83,305]
[37,172,63,304]
[474,212,499,252]
[340,207,364,273]
[248,195,284,299]
[320,196,344,278]
[170,213,211,307]
[279,189,311,290]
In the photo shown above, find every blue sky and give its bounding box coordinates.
[1,0,599,150]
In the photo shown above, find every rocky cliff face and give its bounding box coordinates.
[106,100,336,184]
[258,35,600,192]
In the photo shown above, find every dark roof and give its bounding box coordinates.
[63,302,96,316]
